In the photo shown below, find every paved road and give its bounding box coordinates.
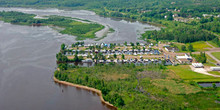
[206,42,215,48]
[206,52,220,64]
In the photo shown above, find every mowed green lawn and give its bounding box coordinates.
[168,65,220,82]
[188,41,212,51]
[211,52,220,61]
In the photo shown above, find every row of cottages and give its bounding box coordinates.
[65,49,160,56]
[83,58,162,64]
[192,63,204,68]
[84,43,152,48]
[176,53,192,64]
[165,47,179,52]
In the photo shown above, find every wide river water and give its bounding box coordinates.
[0,7,159,110]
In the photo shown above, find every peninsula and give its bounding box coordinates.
[0,11,104,40]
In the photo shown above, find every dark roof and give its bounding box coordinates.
[165,47,179,51]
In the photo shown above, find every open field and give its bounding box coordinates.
[188,41,212,52]
[167,65,220,82]
[207,41,220,48]
[203,54,217,66]
[173,41,212,52]
[211,52,220,61]
[209,71,220,76]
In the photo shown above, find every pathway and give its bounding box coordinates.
[190,66,220,77]
[206,41,215,48]
[206,52,220,64]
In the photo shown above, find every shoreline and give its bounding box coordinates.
[0,6,162,28]
[53,77,117,110]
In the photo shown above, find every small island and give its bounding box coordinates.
[0,11,105,40]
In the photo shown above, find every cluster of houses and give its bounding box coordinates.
[203,14,220,18]
[82,58,163,65]
[63,42,203,66]
[67,42,156,49]
[65,48,161,57]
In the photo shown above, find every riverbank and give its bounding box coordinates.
[53,77,117,110]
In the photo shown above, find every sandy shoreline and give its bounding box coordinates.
[53,77,117,110]
[95,25,110,39]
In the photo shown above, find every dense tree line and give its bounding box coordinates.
[0,0,220,22]
[142,25,216,43]
[193,52,207,63]
[200,20,220,34]
[56,52,68,62]
[212,37,220,47]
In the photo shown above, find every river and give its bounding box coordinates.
[0,7,159,110]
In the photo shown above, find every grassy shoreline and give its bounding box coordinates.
[0,11,104,40]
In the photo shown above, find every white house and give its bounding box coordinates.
[192,63,204,68]
[210,67,220,71]
[176,53,192,64]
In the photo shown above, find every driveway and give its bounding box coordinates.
[190,65,220,77]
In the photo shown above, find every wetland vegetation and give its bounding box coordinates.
[55,63,220,109]
[0,11,104,40]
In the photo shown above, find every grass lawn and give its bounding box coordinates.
[209,71,220,76]
[188,41,212,52]
[207,41,219,47]
[206,54,217,64]
[172,42,189,52]
[203,54,218,66]
[211,52,220,61]
[173,41,212,52]
[167,65,220,82]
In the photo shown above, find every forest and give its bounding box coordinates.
[0,11,104,40]
[0,0,219,20]
[141,16,220,46]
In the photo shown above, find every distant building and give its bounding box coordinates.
[164,15,167,19]
[210,67,220,71]
[174,17,189,23]
[172,14,178,18]
[165,47,179,52]
[165,59,173,65]
[140,43,145,46]
[203,14,213,17]
[192,63,204,68]
[176,53,192,64]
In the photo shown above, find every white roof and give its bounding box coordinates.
[176,54,192,59]
[192,63,204,67]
